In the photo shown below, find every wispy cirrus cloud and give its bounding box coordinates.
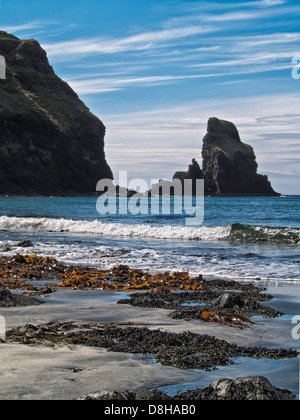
[45,24,300,91]
[169,0,287,15]
[202,2,297,22]
[66,61,294,94]
[163,0,295,28]
[1,21,44,33]
[42,25,215,58]
[233,32,300,48]
[253,0,287,6]
[189,51,295,69]
[1,20,61,34]
[66,73,217,94]
[64,30,297,95]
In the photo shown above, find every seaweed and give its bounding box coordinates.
[6,321,298,371]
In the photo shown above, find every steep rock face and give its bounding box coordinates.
[0,32,113,195]
[173,158,204,182]
[173,159,204,196]
[172,118,279,196]
[202,118,278,196]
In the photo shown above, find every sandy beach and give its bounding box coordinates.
[0,280,299,400]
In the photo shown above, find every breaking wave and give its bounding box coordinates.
[230,223,300,245]
[0,216,299,245]
[0,216,231,241]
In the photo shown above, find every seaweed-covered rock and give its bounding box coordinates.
[0,285,12,304]
[0,284,42,307]
[17,240,33,248]
[180,376,292,401]
[78,377,295,400]
[79,390,172,401]
[213,293,245,310]
[118,280,283,324]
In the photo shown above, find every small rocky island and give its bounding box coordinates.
[173,118,279,196]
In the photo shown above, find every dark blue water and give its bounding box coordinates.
[0,195,299,228]
[0,196,299,281]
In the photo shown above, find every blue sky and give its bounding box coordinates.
[1,0,300,194]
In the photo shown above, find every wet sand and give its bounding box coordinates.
[0,282,299,400]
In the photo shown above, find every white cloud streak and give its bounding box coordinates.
[1,20,60,34]
[42,25,215,58]
[66,61,293,94]
[1,21,43,32]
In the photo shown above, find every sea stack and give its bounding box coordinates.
[0,32,113,195]
[202,117,279,196]
[173,118,279,196]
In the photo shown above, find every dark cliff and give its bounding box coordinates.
[173,118,279,196]
[0,31,113,195]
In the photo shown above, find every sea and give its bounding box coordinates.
[0,195,299,283]
[1,195,300,398]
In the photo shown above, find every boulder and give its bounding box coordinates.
[187,376,291,400]
[213,293,245,310]
[78,390,171,401]
[0,285,12,304]
[17,240,33,248]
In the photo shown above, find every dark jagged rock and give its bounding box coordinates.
[0,284,13,304]
[148,160,204,197]
[0,31,113,195]
[171,118,279,197]
[202,118,279,196]
[173,158,204,183]
[0,284,41,307]
[17,240,33,248]
[173,158,204,196]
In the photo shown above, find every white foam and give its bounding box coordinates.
[0,216,231,242]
